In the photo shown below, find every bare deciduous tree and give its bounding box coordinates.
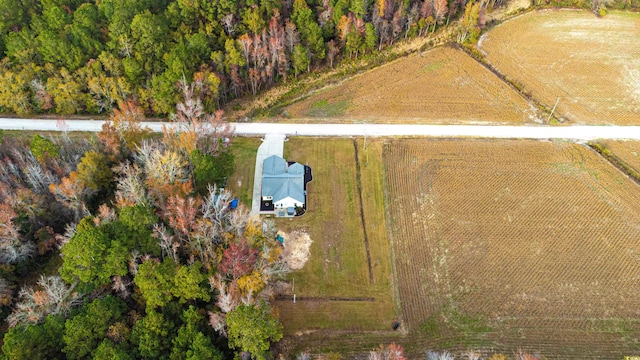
[165,194,200,240]
[135,141,193,203]
[7,275,82,327]
[113,161,150,208]
[261,218,277,239]
[136,142,191,186]
[111,275,132,299]
[0,203,36,265]
[153,223,179,262]
[99,100,151,159]
[55,222,77,249]
[210,274,240,313]
[284,20,300,55]
[222,14,237,35]
[425,350,454,360]
[24,159,57,194]
[49,171,88,222]
[164,77,235,157]
[369,343,408,360]
[208,310,227,336]
[201,185,233,228]
[434,0,448,24]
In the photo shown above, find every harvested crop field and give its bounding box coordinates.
[480,10,640,124]
[596,140,640,175]
[283,46,538,124]
[384,139,640,357]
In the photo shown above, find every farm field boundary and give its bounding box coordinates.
[456,43,559,124]
[589,141,640,184]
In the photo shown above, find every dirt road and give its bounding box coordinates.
[2,118,640,140]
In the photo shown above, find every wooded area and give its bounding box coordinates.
[0,80,290,359]
[0,0,637,117]
[0,0,493,117]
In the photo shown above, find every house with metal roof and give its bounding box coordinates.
[260,155,309,217]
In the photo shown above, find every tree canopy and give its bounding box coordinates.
[1,81,289,360]
[63,296,127,359]
[59,217,129,288]
[1,315,65,359]
[0,0,494,116]
[226,302,283,360]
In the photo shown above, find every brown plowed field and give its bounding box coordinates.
[598,140,640,174]
[480,10,640,124]
[283,46,538,124]
[384,139,640,358]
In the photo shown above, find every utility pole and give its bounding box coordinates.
[363,126,367,150]
[547,97,560,123]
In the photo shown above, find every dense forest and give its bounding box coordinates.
[0,0,637,117]
[0,80,293,359]
[0,0,501,117]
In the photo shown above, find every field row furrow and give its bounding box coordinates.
[384,139,640,357]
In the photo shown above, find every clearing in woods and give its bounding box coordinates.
[274,138,398,354]
[282,46,538,124]
[384,139,640,357]
[479,9,640,125]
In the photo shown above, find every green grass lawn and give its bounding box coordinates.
[275,138,397,335]
[226,136,261,206]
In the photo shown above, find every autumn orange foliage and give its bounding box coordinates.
[162,77,233,157]
[98,99,151,159]
[49,171,86,220]
[165,194,201,238]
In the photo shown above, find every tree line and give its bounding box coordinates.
[0,79,290,360]
[0,0,488,117]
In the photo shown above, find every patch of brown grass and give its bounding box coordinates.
[280,230,313,270]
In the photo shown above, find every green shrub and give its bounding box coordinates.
[30,134,60,164]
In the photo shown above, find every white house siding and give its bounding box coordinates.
[274,196,303,210]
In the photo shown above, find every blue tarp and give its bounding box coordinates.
[230,198,239,209]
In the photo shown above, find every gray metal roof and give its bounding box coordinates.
[262,155,305,204]
[288,162,305,175]
[263,155,287,175]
